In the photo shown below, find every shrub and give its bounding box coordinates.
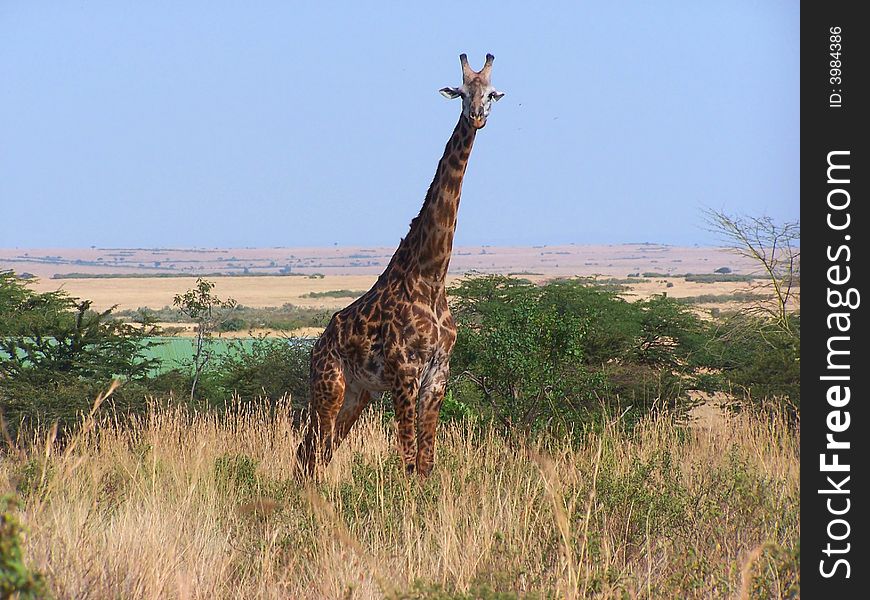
[707,314,800,408]
[684,273,754,283]
[212,336,312,412]
[449,277,709,433]
[1,495,48,599]
[0,270,160,435]
[1,375,155,439]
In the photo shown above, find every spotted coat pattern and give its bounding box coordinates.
[297,55,500,478]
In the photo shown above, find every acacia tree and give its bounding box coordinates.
[173,278,237,402]
[704,211,801,407]
[0,270,160,382]
[0,270,160,432]
[705,210,800,341]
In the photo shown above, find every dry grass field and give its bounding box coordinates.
[1,245,799,598]
[3,244,767,332]
[2,397,799,599]
[32,274,386,312]
[19,267,771,339]
[26,274,753,314]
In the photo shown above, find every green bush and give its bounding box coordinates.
[1,270,160,435]
[211,336,312,411]
[300,289,366,299]
[449,277,709,433]
[1,495,48,599]
[120,303,329,332]
[684,273,754,283]
[1,268,800,439]
[706,314,800,408]
[1,374,154,438]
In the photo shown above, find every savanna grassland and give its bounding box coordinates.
[1,238,800,599]
[0,244,756,281]
[2,396,799,600]
[7,245,756,311]
[29,273,762,315]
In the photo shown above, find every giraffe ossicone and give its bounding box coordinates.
[296,53,504,478]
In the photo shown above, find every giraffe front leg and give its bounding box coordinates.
[416,368,448,478]
[296,356,346,478]
[391,380,420,475]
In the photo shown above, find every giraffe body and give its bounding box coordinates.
[297,54,503,477]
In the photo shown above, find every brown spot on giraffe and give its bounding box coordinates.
[296,53,505,479]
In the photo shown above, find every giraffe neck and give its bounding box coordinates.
[387,115,477,286]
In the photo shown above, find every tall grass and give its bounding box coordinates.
[1,398,799,599]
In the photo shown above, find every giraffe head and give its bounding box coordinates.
[439,53,504,129]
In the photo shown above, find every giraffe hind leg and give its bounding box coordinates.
[416,368,448,478]
[391,379,420,475]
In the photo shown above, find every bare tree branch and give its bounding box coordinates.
[704,209,799,341]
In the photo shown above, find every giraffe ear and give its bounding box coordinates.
[490,90,505,102]
[439,87,462,99]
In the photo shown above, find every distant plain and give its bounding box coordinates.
[3,244,761,318]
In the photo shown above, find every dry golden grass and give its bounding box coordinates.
[31,275,385,312]
[32,274,760,315]
[9,243,763,314]
[1,396,799,599]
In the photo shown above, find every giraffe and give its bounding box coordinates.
[296,53,504,478]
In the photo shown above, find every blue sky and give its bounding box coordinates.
[0,1,799,248]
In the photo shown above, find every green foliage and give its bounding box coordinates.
[173,278,238,402]
[636,272,756,283]
[696,210,801,410]
[450,277,601,433]
[118,303,329,332]
[684,273,754,283]
[673,292,765,305]
[212,336,312,410]
[438,390,475,423]
[173,279,237,324]
[0,270,160,434]
[449,277,709,433]
[631,295,709,369]
[0,271,159,381]
[705,314,800,407]
[1,263,800,441]
[300,289,366,299]
[1,495,49,599]
[599,364,687,421]
[586,277,649,285]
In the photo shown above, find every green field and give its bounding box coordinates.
[142,337,278,373]
[0,336,312,376]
